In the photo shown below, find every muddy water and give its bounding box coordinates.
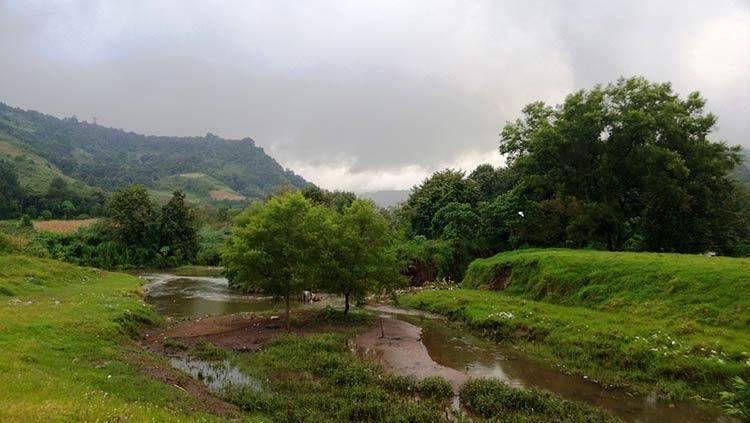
[140,274,728,422]
[140,273,339,319]
[359,308,729,423]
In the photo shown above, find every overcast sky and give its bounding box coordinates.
[1,1,748,192]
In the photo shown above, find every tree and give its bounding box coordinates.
[159,190,199,264]
[222,192,327,329]
[404,169,479,237]
[499,77,743,253]
[0,160,23,218]
[322,200,402,314]
[107,184,158,248]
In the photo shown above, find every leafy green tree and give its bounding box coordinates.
[0,160,23,218]
[322,200,402,314]
[159,190,199,264]
[223,192,327,329]
[107,184,158,248]
[431,202,480,240]
[301,184,357,212]
[500,77,743,253]
[404,169,479,237]
[60,200,76,218]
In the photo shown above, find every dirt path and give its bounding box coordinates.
[352,315,467,390]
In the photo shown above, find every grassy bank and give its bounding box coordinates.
[402,249,750,403]
[0,254,227,422]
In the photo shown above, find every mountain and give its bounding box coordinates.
[359,190,411,208]
[0,102,308,203]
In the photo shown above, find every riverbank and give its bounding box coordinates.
[0,254,239,422]
[400,250,750,409]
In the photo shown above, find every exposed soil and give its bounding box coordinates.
[352,315,467,391]
[479,265,511,291]
[142,310,352,354]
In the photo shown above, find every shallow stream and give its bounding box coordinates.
[142,272,729,422]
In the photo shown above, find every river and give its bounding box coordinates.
[141,272,730,422]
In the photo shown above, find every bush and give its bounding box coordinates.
[459,379,617,422]
[192,338,226,361]
[720,376,750,419]
[417,376,453,400]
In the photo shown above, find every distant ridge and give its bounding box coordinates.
[0,101,308,202]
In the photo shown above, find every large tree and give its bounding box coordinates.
[322,200,402,314]
[107,184,159,248]
[159,190,199,264]
[499,76,744,253]
[222,192,328,329]
[0,160,23,218]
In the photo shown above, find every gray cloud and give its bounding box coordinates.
[0,0,748,191]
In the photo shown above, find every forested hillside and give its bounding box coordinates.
[0,102,307,201]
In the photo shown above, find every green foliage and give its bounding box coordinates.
[0,101,307,199]
[392,236,458,283]
[459,378,617,422]
[0,159,23,218]
[28,187,201,268]
[462,249,750,328]
[158,191,199,265]
[223,192,328,326]
[226,333,449,422]
[301,184,356,212]
[416,376,453,400]
[403,169,480,238]
[402,250,750,402]
[192,338,227,361]
[499,77,746,253]
[107,184,159,248]
[320,199,404,313]
[720,377,750,420]
[0,255,222,422]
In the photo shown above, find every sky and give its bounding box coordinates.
[1,1,748,192]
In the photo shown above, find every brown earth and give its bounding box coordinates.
[143,310,366,354]
[33,218,100,233]
[352,315,467,391]
[209,190,246,202]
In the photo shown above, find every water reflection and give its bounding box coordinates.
[141,273,279,319]
[399,314,730,423]
[169,357,262,394]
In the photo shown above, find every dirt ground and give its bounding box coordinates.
[351,314,467,390]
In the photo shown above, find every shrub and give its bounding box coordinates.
[720,376,750,419]
[192,338,226,361]
[417,376,453,400]
[459,378,617,422]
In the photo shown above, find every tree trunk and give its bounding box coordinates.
[285,293,291,332]
[344,292,350,315]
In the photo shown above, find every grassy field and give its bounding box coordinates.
[402,249,750,404]
[0,254,229,422]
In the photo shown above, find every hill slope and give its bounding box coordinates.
[0,102,307,200]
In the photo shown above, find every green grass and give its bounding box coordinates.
[0,254,228,422]
[224,331,452,422]
[464,249,750,329]
[402,249,750,404]
[460,378,617,422]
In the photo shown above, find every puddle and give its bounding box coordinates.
[358,307,730,423]
[169,356,262,394]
